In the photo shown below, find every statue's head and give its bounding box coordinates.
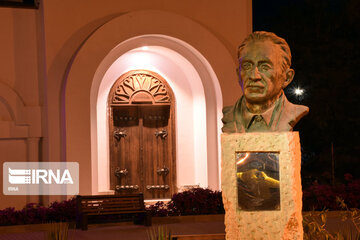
[237,31,295,108]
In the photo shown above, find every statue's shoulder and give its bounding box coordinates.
[222,105,235,122]
[283,99,309,127]
[222,97,242,123]
[221,98,243,133]
[222,105,236,133]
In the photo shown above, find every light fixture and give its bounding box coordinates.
[293,87,304,96]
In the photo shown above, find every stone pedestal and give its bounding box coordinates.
[221,132,303,240]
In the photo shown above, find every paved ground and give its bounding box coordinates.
[1,212,358,239]
[0,216,225,240]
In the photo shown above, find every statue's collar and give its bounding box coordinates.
[237,94,285,130]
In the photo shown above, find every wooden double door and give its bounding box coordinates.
[109,105,175,199]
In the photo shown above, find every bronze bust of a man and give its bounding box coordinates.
[222,31,309,133]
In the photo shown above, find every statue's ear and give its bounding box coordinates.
[283,68,295,88]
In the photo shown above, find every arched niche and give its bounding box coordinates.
[64,10,237,195]
[0,82,41,139]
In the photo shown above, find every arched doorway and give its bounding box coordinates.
[108,70,176,199]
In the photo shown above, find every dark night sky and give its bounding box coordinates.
[252,0,360,184]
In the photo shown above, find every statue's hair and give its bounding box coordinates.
[237,31,292,70]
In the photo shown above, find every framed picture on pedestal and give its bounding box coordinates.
[236,152,280,211]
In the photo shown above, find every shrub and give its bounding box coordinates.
[47,198,77,222]
[21,203,48,224]
[147,201,176,217]
[171,188,224,215]
[0,198,76,226]
[303,198,360,239]
[147,188,224,217]
[302,174,360,211]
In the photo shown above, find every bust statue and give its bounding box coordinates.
[222,31,309,133]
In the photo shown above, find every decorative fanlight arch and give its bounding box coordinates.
[109,70,173,105]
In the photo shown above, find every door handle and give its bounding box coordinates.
[115,167,128,177]
[157,166,169,176]
[115,185,139,191]
[155,129,168,139]
[114,129,127,141]
[146,185,169,190]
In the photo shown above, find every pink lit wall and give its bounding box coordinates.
[0,0,251,208]
[0,7,42,209]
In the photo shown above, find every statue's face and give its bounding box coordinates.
[239,40,287,105]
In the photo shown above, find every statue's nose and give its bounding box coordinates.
[250,67,261,80]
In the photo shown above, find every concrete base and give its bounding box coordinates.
[221,132,303,240]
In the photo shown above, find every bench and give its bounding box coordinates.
[76,193,151,230]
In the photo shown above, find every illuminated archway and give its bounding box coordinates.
[64,10,236,195]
